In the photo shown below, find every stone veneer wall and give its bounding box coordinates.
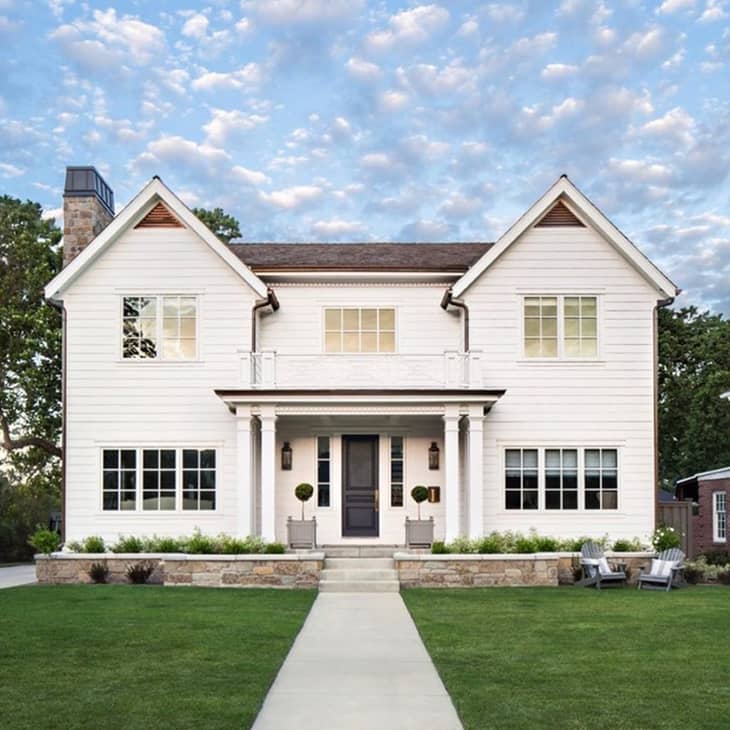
[35,553,324,588]
[63,195,114,266]
[395,552,655,587]
[395,553,559,587]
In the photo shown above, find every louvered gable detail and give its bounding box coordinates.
[135,202,183,228]
[535,200,585,228]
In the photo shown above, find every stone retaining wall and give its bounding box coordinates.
[395,553,559,587]
[35,553,324,588]
[395,551,655,587]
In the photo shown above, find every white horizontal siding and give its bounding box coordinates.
[469,226,658,540]
[63,227,258,542]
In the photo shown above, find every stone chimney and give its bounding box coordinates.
[63,166,115,266]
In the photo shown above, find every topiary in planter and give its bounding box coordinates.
[411,485,429,520]
[295,483,314,520]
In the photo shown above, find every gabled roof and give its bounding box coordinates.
[676,466,730,485]
[45,177,268,301]
[451,175,680,299]
[229,242,492,272]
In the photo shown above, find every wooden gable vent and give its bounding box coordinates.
[535,200,585,228]
[135,202,183,228]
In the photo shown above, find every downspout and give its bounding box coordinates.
[440,288,470,352]
[654,294,676,532]
[251,287,280,353]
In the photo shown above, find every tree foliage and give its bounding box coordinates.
[658,306,730,488]
[0,195,62,559]
[193,207,241,244]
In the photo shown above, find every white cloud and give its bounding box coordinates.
[310,219,366,239]
[42,207,63,223]
[657,0,695,14]
[231,165,270,186]
[235,17,251,33]
[159,68,189,95]
[203,108,268,145]
[541,63,579,80]
[360,152,392,170]
[0,162,24,177]
[345,57,382,82]
[243,0,363,25]
[457,18,479,36]
[551,97,584,119]
[50,8,165,67]
[400,61,474,95]
[483,3,525,23]
[259,185,323,209]
[379,90,409,111]
[439,193,482,219]
[639,107,696,146]
[366,4,450,51]
[608,158,674,184]
[624,27,665,60]
[397,219,455,241]
[698,0,727,21]
[192,63,264,91]
[133,135,231,173]
[181,13,209,39]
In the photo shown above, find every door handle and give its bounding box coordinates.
[374,489,379,512]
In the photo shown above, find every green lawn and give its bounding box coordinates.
[403,587,730,730]
[0,585,315,730]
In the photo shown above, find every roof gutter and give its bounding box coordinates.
[441,288,469,352]
[251,288,280,353]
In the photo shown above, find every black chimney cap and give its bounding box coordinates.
[64,166,114,215]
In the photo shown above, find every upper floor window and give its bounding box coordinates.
[123,296,197,360]
[523,295,598,359]
[324,308,395,353]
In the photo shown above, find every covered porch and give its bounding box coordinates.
[216,390,503,545]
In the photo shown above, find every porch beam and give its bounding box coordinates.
[235,405,253,537]
[467,404,485,539]
[443,404,461,543]
[260,405,277,542]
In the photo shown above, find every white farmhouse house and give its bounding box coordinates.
[45,167,679,546]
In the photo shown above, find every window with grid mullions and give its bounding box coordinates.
[505,448,538,510]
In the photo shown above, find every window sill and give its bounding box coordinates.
[517,359,605,366]
[116,359,205,366]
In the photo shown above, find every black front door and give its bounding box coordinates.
[342,435,379,537]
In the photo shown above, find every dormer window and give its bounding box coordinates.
[122,295,197,360]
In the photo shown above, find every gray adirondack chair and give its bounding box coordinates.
[637,548,685,591]
[578,541,626,589]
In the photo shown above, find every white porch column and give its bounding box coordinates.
[443,404,461,542]
[468,404,485,539]
[260,404,277,542]
[235,405,253,537]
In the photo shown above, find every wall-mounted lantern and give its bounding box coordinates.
[281,441,293,470]
[428,442,440,470]
[428,486,441,503]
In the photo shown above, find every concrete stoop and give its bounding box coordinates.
[319,556,400,593]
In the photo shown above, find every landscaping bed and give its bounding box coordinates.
[0,584,316,729]
[403,586,730,729]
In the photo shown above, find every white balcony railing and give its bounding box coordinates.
[241,350,483,389]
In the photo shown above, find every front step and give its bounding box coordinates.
[321,545,400,558]
[318,556,400,593]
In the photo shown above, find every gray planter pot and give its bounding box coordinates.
[405,517,434,548]
[287,517,317,549]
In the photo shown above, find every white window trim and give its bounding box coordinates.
[314,435,333,510]
[320,305,399,354]
[119,294,201,362]
[99,446,218,514]
[519,294,601,363]
[500,446,621,513]
[713,491,727,543]
[388,434,406,509]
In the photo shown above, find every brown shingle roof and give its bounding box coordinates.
[228,242,493,272]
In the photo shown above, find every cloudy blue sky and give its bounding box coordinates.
[1,0,728,312]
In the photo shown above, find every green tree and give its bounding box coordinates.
[0,196,62,559]
[193,207,241,244]
[658,306,730,489]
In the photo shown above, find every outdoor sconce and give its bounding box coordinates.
[428,486,441,503]
[281,442,292,470]
[428,442,440,470]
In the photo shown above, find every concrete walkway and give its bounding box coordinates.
[253,593,463,730]
[0,564,36,589]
